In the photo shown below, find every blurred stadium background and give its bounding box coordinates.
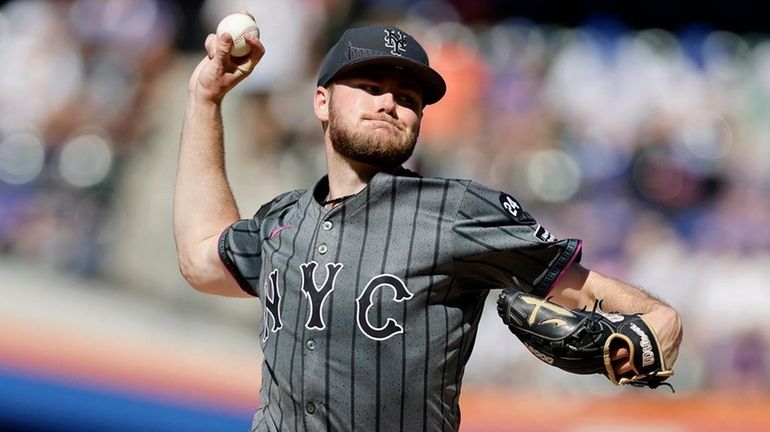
[1,0,769,430]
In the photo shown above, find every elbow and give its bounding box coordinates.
[177,250,210,293]
[177,247,241,297]
[177,254,197,286]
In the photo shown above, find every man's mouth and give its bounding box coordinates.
[362,116,403,131]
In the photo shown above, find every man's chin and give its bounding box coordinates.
[329,124,417,169]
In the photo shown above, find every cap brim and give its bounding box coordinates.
[326,56,447,105]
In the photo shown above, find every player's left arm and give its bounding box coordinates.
[547,263,683,374]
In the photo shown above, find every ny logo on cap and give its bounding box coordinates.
[383,29,407,56]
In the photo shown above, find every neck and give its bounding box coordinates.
[326,157,376,199]
[324,144,382,200]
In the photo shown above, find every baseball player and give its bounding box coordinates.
[174,24,683,432]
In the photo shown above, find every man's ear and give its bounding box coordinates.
[314,86,330,122]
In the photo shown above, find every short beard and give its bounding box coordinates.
[328,100,419,169]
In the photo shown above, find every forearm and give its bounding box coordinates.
[170,29,263,296]
[551,264,683,367]
[173,96,240,264]
[550,264,663,312]
[582,270,665,314]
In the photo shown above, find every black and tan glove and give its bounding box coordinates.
[497,289,673,389]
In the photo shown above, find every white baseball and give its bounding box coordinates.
[216,13,260,57]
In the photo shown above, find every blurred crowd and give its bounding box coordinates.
[1,0,769,394]
[0,0,177,275]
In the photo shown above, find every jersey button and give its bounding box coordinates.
[317,244,328,254]
[306,339,316,351]
[306,401,316,414]
[322,220,333,231]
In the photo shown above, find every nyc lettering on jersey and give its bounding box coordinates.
[262,261,413,342]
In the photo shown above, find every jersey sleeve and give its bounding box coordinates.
[451,181,582,297]
[218,202,275,297]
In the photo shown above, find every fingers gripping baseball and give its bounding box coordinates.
[204,33,218,59]
[189,26,264,103]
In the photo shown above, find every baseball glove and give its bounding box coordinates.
[496,289,673,390]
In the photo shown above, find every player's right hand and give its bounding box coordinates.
[188,26,264,103]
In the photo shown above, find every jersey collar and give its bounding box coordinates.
[308,167,421,216]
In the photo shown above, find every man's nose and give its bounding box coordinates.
[375,92,398,116]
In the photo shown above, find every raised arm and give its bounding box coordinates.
[548,263,683,375]
[173,29,264,297]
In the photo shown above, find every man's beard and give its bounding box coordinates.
[328,103,419,169]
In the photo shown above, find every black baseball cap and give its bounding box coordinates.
[317,25,447,105]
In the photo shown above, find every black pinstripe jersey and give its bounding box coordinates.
[219,168,582,432]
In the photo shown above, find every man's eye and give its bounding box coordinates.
[397,94,417,106]
[362,85,381,94]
